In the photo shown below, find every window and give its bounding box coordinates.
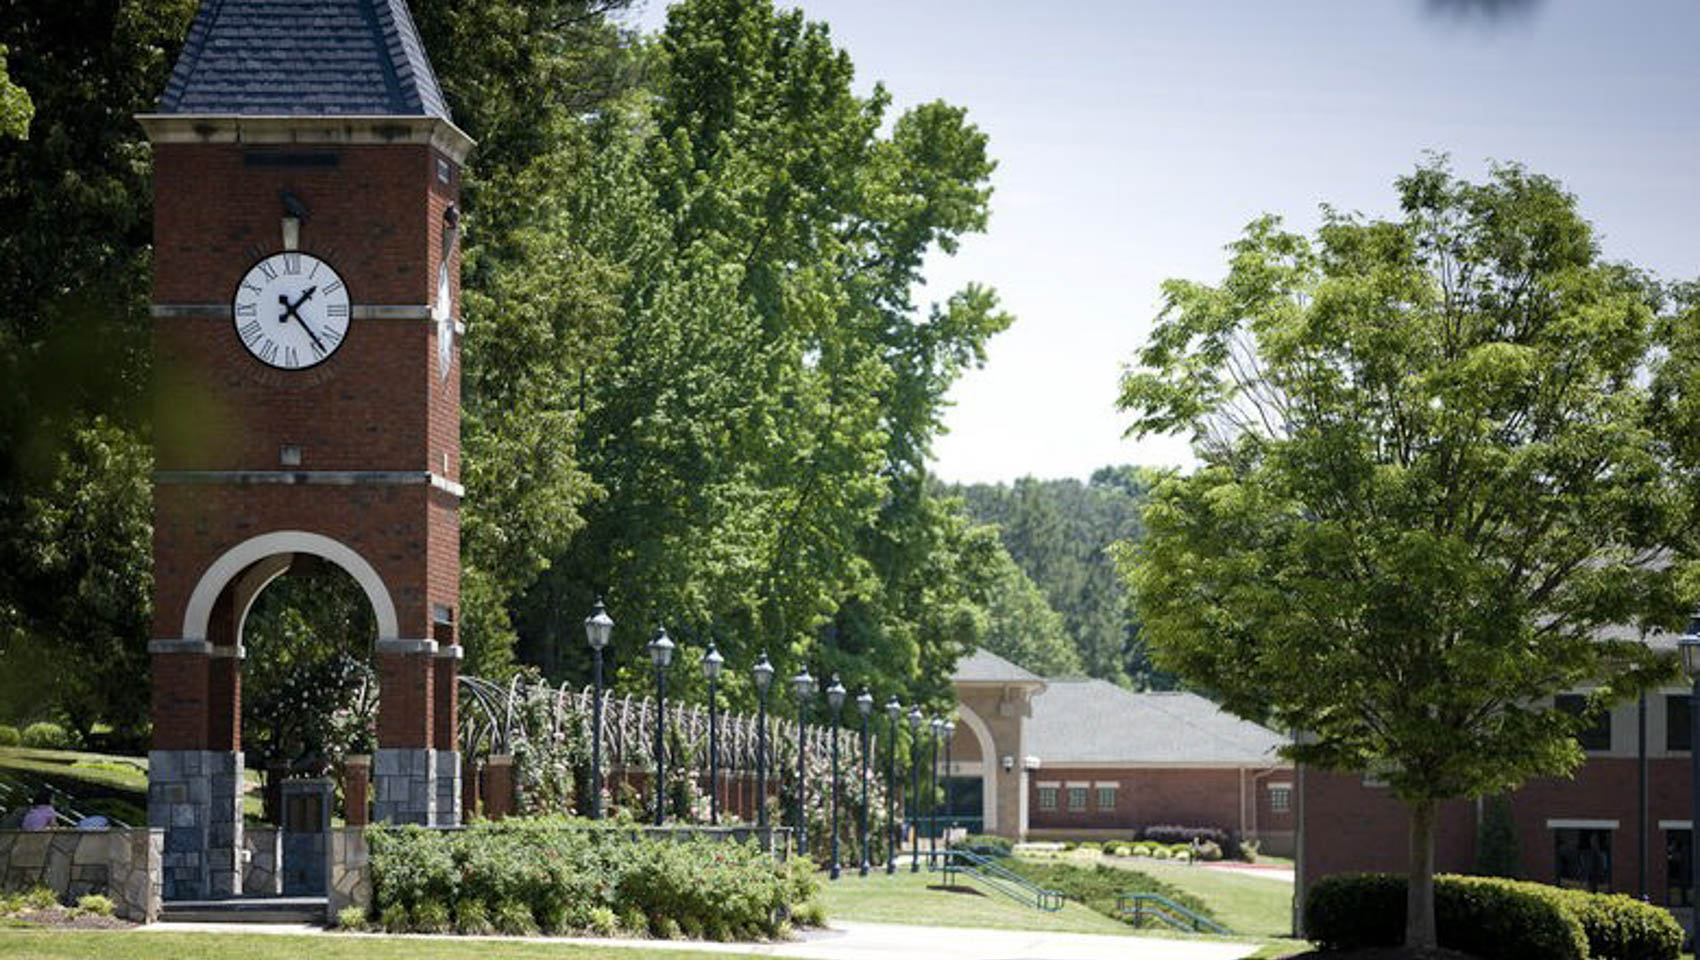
[1037,786,1058,812]
[1554,828,1613,893]
[1668,695,1691,752]
[1095,785,1117,811]
[1270,785,1292,813]
[1667,830,1693,907]
[1066,786,1088,812]
[1556,694,1611,752]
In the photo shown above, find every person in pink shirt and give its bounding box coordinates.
[20,791,57,831]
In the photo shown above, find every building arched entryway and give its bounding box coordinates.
[942,703,999,836]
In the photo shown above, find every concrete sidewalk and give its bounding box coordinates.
[140,919,1267,959]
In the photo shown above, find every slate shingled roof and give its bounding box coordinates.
[952,648,1044,685]
[159,0,451,119]
[1026,678,1286,766]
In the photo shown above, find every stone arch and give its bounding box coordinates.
[182,530,400,644]
[956,701,999,834]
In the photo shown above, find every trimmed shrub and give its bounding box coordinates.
[1305,873,1588,960]
[74,895,113,916]
[652,915,682,940]
[335,905,367,930]
[950,834,1013,858]
[1194,840,1223,861]
[494,898,536,935]
[22,888,58,910]
[1141,824,1236,857]
[454,898,491,935]
[0,725,19,747]
[588,906,619,937]
[378,902,409,933]
[412,898,451,934]
[1554,888,1682,960]
[20,722,75,750]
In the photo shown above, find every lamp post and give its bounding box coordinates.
[885,696,902,875]
[753,652,775,833]
[1680,614,1700,947]
[929,717,943,869]
[827,676,846,880]
[703,641,724,825]
[647,627,675,826]
[583,599,613,820]
[907,706,923,872]
[857,688,873,877]
[792,666,817,857]
[942,717,956,840]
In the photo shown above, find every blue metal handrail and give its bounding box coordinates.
[936,848,1064,912]
[1115,892,1229,934]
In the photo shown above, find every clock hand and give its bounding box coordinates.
[276,289,327,353]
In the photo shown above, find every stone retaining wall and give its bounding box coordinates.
[0,828,162,922]
[243,826,281,896]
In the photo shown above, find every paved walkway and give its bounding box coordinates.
[1197,862,1295,884]
[141,919,1265,959]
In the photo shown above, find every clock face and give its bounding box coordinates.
[434,261,453,379]
[232,252,351,370]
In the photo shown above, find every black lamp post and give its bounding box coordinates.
[647,627,675,826]
[942,717,956,840]
[583,599,613,820]
[827,675,846,880]
[856,688,873,876]
[908,705,923,872]
[792,666,816,857]
[885,696,902,875]
[703,641,724,825]
[1681,614,1700,947]
[928,716,943,869]
[753,652,774,833]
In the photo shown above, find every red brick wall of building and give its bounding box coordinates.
[1028,766,1295,840]
[1300,757,1696,910]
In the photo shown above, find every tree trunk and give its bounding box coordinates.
[1406,798,1438,950]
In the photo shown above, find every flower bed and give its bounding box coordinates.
[364,817,820,940]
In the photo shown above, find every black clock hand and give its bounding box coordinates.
[277,289,327,353]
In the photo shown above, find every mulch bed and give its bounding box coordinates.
[3,905,134,930]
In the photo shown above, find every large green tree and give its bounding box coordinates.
[1116,160,1681,947]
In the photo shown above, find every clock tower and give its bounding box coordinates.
[139,0,471,900]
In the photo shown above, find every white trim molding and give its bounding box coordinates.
[182,530,400,642]
[1545,818,1620,830]
[135,114,475,162]
[955,702,999,834]
[1660,820,1693,831]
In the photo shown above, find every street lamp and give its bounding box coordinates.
[907,705,923,872]
[792,666,817,857]
[943,717,956,840]
[647,627,675,826]
[928,716,943,869]
[703,641,724,825]
[1680,613,1700,947]
[753,652,775,834]
[857,688,873,877]
[885,696,903,874]
[583,599,614,820]
[827,675,846,880]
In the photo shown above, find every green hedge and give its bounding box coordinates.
[949,834,1013,858]
[0,726,19,747]
[1305,873,1680,960]
[20,723,75,750]
[368,818,819,939]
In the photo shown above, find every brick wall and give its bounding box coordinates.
[1027,765,1294,842]
[1301,756,1700,910]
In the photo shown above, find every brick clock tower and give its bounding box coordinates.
[138,0,471,900]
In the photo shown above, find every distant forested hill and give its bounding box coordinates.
[942,467,1176,689]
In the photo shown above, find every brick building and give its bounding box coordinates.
[946,650,1294,853]
[1296,631,1696,931]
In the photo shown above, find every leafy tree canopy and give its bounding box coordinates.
[1115,158,1686,947]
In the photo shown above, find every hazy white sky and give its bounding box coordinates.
[630,1,1700,485]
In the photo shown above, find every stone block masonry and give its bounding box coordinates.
[148,749,243,900]
[373,747,436,825]
[0,828,162,922]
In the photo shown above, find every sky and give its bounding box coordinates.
[629,0,1700,485]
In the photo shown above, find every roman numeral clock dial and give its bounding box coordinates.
[231,252,351,370]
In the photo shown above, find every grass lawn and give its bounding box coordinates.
[1100,856,1294,938]
[0,931,738,960]
[0,748,268,823]
[815,867,1135,935]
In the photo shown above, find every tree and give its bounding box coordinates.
[0,47,32,139]
[1116,159,1680,948]
[973,542,1083,678]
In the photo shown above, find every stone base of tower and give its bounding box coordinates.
[148,750,243,900]
[434,749,461,826]
[373,748,437,825]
